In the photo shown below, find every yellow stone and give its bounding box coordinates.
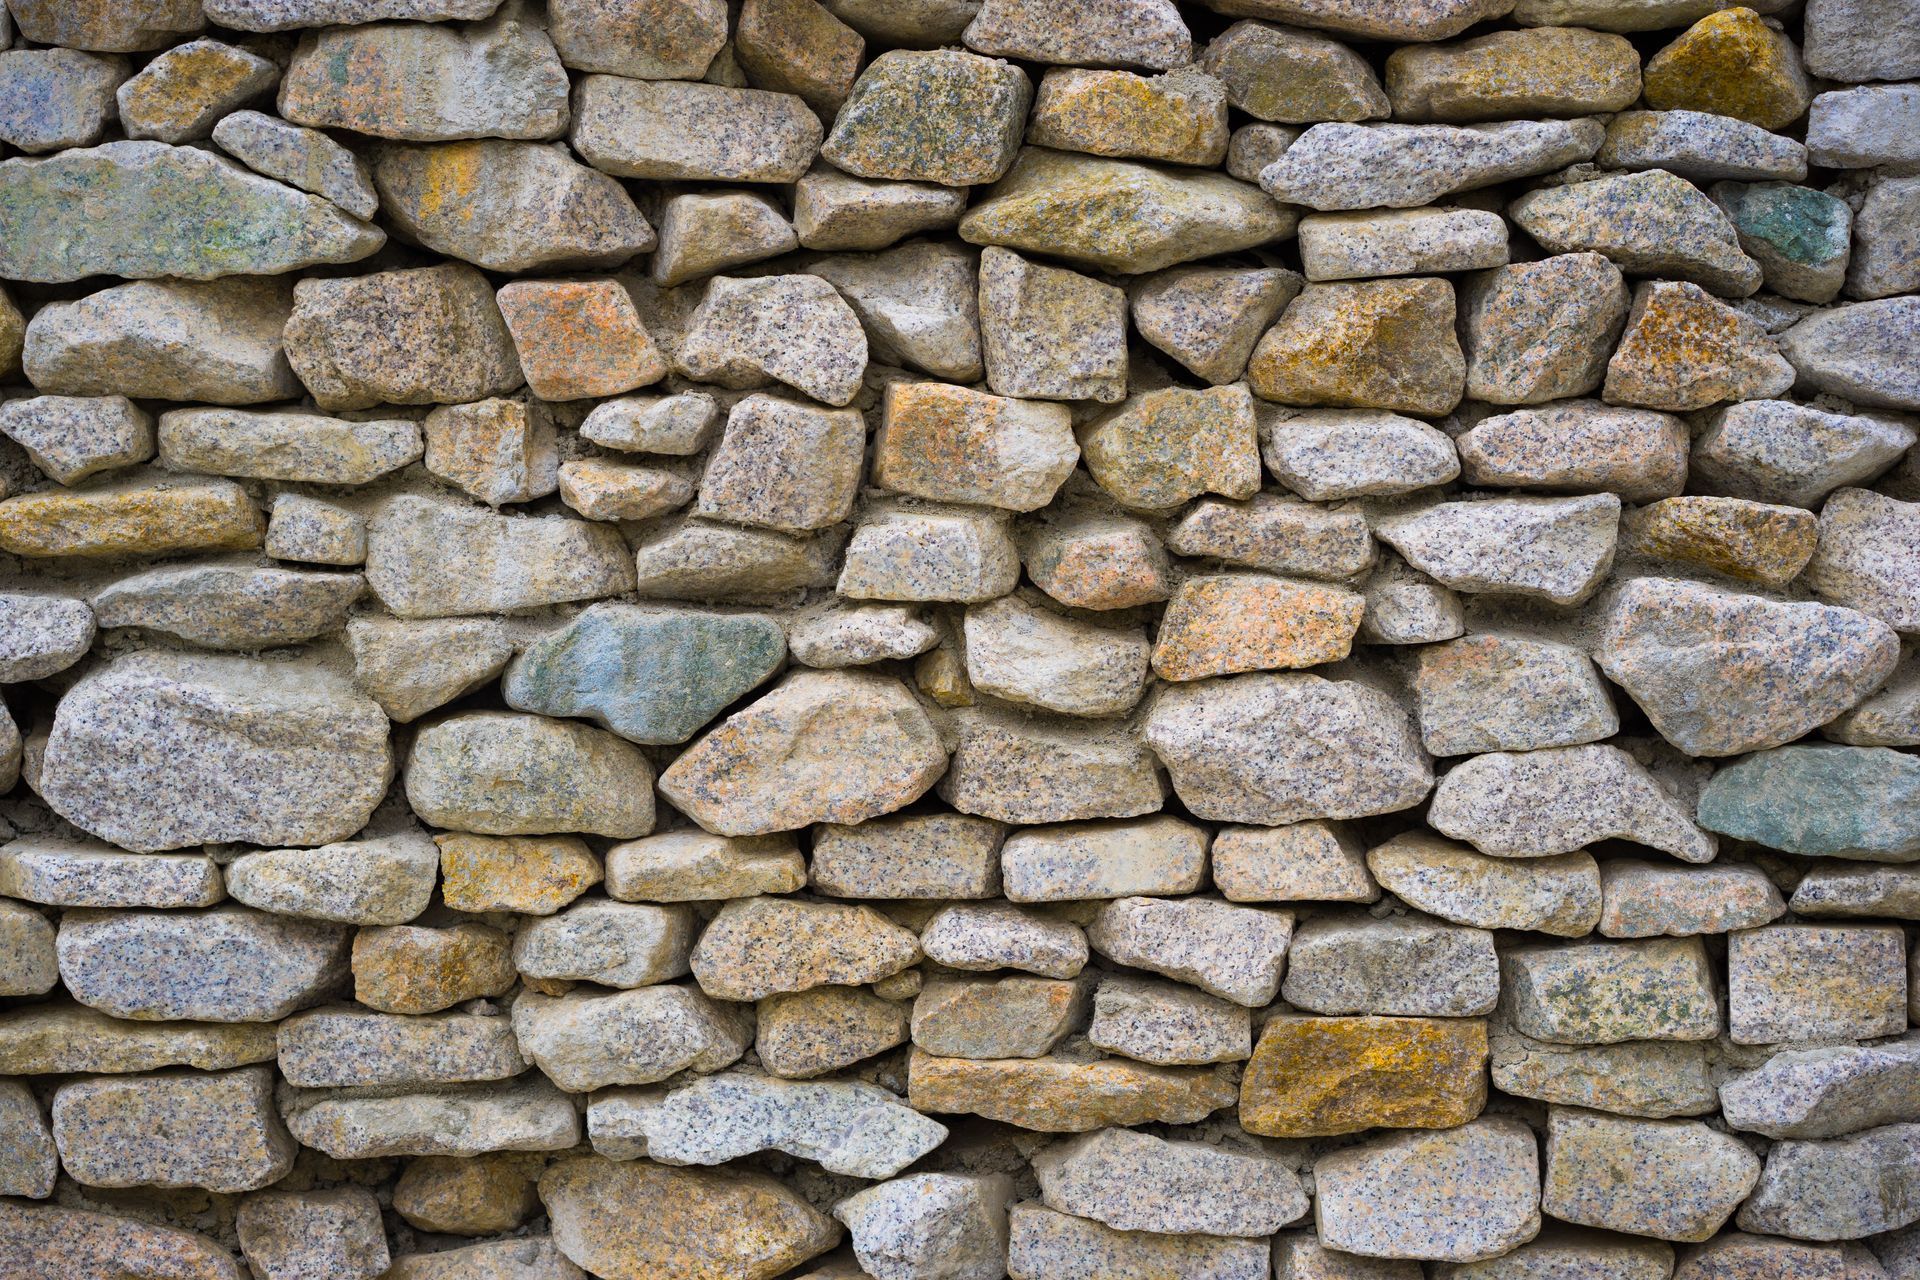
[394,1153,541,1235]
[1239,1015,1489,1138]
[1027,67,1229,167]
[1151,574,1364,681]
[351,922,517,1016]
[1386,27,1642,122]
[1643,7,1811,130]
[0,474,262,557]
[436,834,603,916]
[1621,495,1818,588]
[907,1049,1238,1132]
[1247,278,1466,416]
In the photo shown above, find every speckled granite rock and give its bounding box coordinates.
[1721,1033,1920,1140]
[1739,1123,1920,1240]
[1412,635,1618,755]
[1728,923,1907,1044]
[279,1005,527,1088]
[920,901,1089,976]
[51,1066,293,1193]
[1543,1108,1761,1242]
[1261,119,1603,211]
[512,986,748,1090]
[283,1078,581,1159]
[1374,494,1620,606]
[1501,937,1721,1044]
[907,1049,1238,1131]
[1282,913,1499,1017]
[0,1202,246,1280]
[837,1172,1011,1280]
[407,712,654,838]
[1779,296,1920,411]
[824,49,1029,186]
[58,905,349,1021]
[226,832,437,925]
[1314,1117,1542,1263]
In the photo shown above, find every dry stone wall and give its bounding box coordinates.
[0,0,1919,1276]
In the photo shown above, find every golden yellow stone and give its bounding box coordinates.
[1643,7,1811,130]
[436,833,603,916]
[1151,574,1364,681]
[351,922,516,1016]
[1621,495,1818,588]
[1239,1015,1489,1138]
[1247,278,1466,416]
[1386,27,1642,123]
[907,1048,1238,1132]
[1603,281,1795,412]
[0,474,262,558]
[1027,67,1229,167]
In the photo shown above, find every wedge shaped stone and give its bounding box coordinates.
[1260,119,1604,211]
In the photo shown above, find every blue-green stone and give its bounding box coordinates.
[1697,743,1920,860]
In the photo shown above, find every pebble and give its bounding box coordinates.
[1199,20,1388,124]
[212,110,379,220]
[0,142,380,282]
[1603,110,1808,184]
[1779,296,1920,412]
[1739,1124,1920,1240]
[1145,672,1433,824]
[1240,1014,1489,1138]
[1249,277,1466,416]
[1460,256,1630,406]
[1129,264,1301,385]
[1692,400,1916,509]
[284,1078,581,1159]
[1033,1126,1306,1236]
[284,263,522,411]
[1370,834,1601,935]
[512,986,748,1091]
[1728,923,1907,1044]
[26,275,298,404]
[0,1001,276,1075]
[912,970,1092,1058]
[1412,634,1618,756]
[0,592,93,681]
[0,49,126,153]
[838,501,1022,603]
[920,900,1089,977]
[1597,576,1900,757]
[280,11,568,141]
[1283,913,1499,1016]
[237,1189,390,1280]
[1500,937,1722,1043]
[439,834,601,916]
[1598,860,1786,938]
[1211,821,1379,903]
[1711,181,1850,303]
[675,275,868,407]
[605,830,806,903]
[1085,973,1250,1065]
[1008,1202,1268,1280]
[1313,1117,1543,1263]
[758,986,910,1078]
[824,49,1029,186]
[225,832,438,925]
[117,39,277,144]
[793,163,968,251]
[407,712,655,838]
[690,896,921,1001]
[1699,743,1920,859]
[347,616,513,722]
[907,1049,1238,1130]
[1260,119,1605,211]
[278,1006,527,1088]
[1542,1108,1761,1242]
[837,1172,1011,1280]
[809,241,984,381]
[539,1155,840,1280]
[1721,1033,1920,1139]
[590,1070,944,1177]
[367,495,634,618]
[51,1065,292,1192]
[960,147,1298,274]
[1374,493,1621,606]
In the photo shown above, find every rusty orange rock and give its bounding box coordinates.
[436,834,603,916]
[1239,1014,1489,1138]
[1643,7,1811,130]
[496,279,667,402]
[1248,278,1466,416]
[1621,495,1818,588]
[1152,573,1365,681]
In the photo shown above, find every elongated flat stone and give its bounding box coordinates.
[159,408,421,485]
[51,1066,294,1193]
[1700,744,1920,860]
[1088,895,1293,1006]
[1490,1025,1717,1119]
[511,986,749,1091]
[0,1002,277,1075]
[572,76,821,183]
[0,836,221,909]
[1032,1127,1305,1237]
[1260,119,1604,211]
[0,1203,244,1280]
[588,1071,945,1178]
[90,561,363,650]
[407,712,655,838]
[1373,494,1620,606]
[690,896,921,1001]
[279,1006,527,1088]
[1502,938,1721,1044]
[1598,860,1785,938]
[1008,1203,1268,1280]
[1429,744,1715,862]
[0,141,380,281]
[1241,1014,1489,1138]
[367,495,634,619]
[284,1078,581,1159]
[1369,834,1600,936]
[1721,1033,1920,1140]
[908,1049,1237,1132]
[1283,913,1499,1017]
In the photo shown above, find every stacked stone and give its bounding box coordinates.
[0,0,1918,1276]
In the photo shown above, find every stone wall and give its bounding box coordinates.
[0,0,1918,1276]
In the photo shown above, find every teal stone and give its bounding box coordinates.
[1717,182,1851,268]
[1697,743,1920,860]
[503,603,787,745]
[0,140,384,282]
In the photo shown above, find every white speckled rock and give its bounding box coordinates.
[1313,1117,1542,1263]
[1543,1108,1760,1243]
[1032,1126,1306,1237]
[837,1173,1013,1280]
[1283,912,1499,1017]
[512,985,748,1092]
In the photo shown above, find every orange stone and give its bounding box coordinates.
[1152,573,1365,681]
[351,922,516,1015]
[1620,495,1818,588]
[436,833,603,916]
[1643,7,1811,131]
[1247,278,1465,416]
[1239,1014,1489,1138]
[496,279,667,401]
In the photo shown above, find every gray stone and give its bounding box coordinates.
[572,76,821,183]
[838,1173,1012,1280]
[547,0,726,78]
[1038,1128,1303,1237]
[0,395,151,486]
[1806,488,1920,633]
[911,971,1090,1059]
[237,1189,390,1280]
[116,39,277,145]
[511,900,695,988]
[367,495,634,619]
[1739,1124,1920,1241]
[1361,555,1465,645]
[789,603,939,669]
[159,407,420,485]
[650,190,794,288]
[1283,912,1499,1017]
[1692,400,1915,508]
[1085,974,1252,1065]
[810,242,984,382]
[1008,1203,1264,1280]
[0,49,126,153]
[0,141,380,282]
[1601,110,1808,184]
[589,1070,944,1178]
[0,836,222,910]
[823,49,1028,187]
[1806,0,1920,80]
[794,163,969,252]
[839,501,1020,603]
[1597,577,1900,758]
[1780,296,1920,412]
[581,392,719,455]
[0,901,55,997]
[1678,1234,1890,1279]
[696,393,864,532]
[1435,1231,1678,1280]
[1168,493,1376,580]
[1502,938,1721,1044]
[1313,1117,1543,1264]
[1144,672,1431,825]
[25,276,299,404]
[408,712,653,838]
[0,1080,54,1199]
[1412,635,1618,756]
[1373,494,1620,606]
[283,1078,581,1159]
[213,110,378,220]
[1088,895,1293,1006]
[1850,177,1920,301]
[676,275,867,407]
[40,651,390,853]
[1722,1034,1920,1140]
[1543,1108,1761,1243]
[0,592,93,682]
[605,830,806,903]
[1698,742,1920,861]
[1808,85,1920,169]
[1490,1025,1718,1119]
[1298,208,1508,282]
[689,896,922,1001]
[1794,863,1920,918]
[1260,119,1604,211]
[919,901,1088,977]
[1728,923,1907,1045]
[1081,385,1263,510]
[278,1006,527,1088]
[511,986,748,1091]
[1460,258,1631,407]
[979,247,1126,404]
[1260,409,1459,501]
[964,594,1150,717]
[1369,834,1600,936]
[1129,264,1300,385]
[52,1066,293,1193]
[58,905,348,1022]
[758,985,910,1080]
[347,616,512,723]
[940,704,1167,823]
[811,813,1003,899]
[1599,860,1786,938]
[90,561,361,650]
[208,0,503,29]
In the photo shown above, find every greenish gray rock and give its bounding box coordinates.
[1738,1123,1920,1240]
[1312,1117,1543,1263]
[24,276,299,404]
[0,48,126,153]
[571,76,822,183]
[0,141,381,282]
[279,1005,528,1088]
[407,711,655,838]
[504,604,784,746]
[1710,181,1851,304]
[39,651,392,853]
[372,139,656,272]
[158,407,421,485]
[282,1078,581,1159]
[1260,119,1605,211]
[90,561,363,650]
[1281,912,1499,1017]
[1699,744,1920,860]
[1543,1108,1760,1243]
[57,905,350,1022]
[510,985,749,1091]
[0,836,222,909]
[0,394,152,486]
[1721,1033,1920,1140]
[366,495,635,619]
[824,49,1030,186]
[213,109,379,220]
[962,147,1296,274]
[225,832,439,926]
[588,1070,945,1178]
[1490,1024,1718,1118]
[50,1066,294,1193]
[1501,938,1721,1044]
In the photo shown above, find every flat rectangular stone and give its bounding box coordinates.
[1501,937,1721,1044]
[1728,923,1907,1044]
